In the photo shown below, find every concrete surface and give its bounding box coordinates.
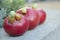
[42,25,60,40]
[0,8,60,40]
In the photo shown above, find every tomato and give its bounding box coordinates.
[31,3,46,24]
[3,12,29,36]
[37,9,46,24]
[26,8,39,30]
[16,7,39,30]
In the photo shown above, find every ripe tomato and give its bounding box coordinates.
[16,8,39,30]
[37,9,46,24]
[3,14,29,36]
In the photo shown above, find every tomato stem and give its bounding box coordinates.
[21,7,27,14]
[31,3,37,9]
[15,14,21,21]
[8,11,16,24]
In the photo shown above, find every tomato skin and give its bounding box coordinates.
[3,14,29,36]
[26,8,39,30]
[16,8,39,30]
[37,9,46,24]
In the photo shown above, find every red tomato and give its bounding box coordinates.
[16,8,39,30]
[37,9,46,24]
[3,14,29,36]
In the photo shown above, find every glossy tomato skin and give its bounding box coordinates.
[16,8,39,30]
[26,8,39,30]
[37,9,46,24]
[3,14,29,36]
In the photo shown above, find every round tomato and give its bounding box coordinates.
[3,12,29,36]
[16,7,39,30]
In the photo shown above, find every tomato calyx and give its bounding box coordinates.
[21,7,27,15]
[8,11,16,24]
[15,14,22,21]
[31,3,37,10]
[8,11,22,24]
